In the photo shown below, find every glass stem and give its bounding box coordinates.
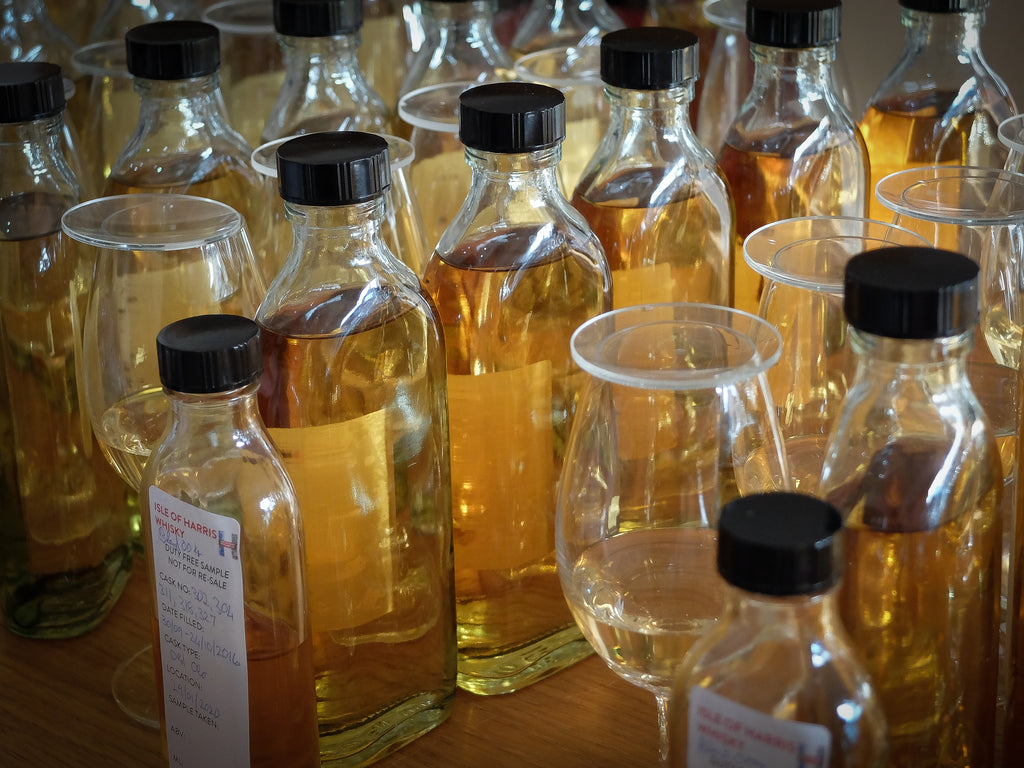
[655,691,670,763]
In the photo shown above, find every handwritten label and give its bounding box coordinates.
[687,686,832,768]
[150,486,249,768]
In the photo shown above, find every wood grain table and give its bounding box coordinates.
[0,573,662,767]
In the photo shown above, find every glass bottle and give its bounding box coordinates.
[104,21,272,285]
[571,26,733,309]
[397,0,514,102]
[818,246,1002,768]
[255,131,456,763]
[141,314,319,768]
[669,491,889,768]
[421,81,612,694]
[260,0,392,144]
[0,0,91,190]
[0,61,131,638]
[508,0,624,60]
[718,0,868,315]
[859,0,1017,222]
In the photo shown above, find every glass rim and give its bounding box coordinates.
[61,194,243,250]
[397,80,476,133]
[703,0,746,31]
[512,45,602,87]
[875,165,1024,225]
[251,131,416,178]
[570,302,782,390]
[999,114,1024,154]
[71,39,131,77]
[202,0,276,35]
[743,215,930,292]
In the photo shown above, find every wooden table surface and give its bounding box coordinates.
[0,572,662,767]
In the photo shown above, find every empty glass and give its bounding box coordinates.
[744,215,929,492]
[202,0,285,148]
[875,165,1024,369]
[513,44,608,194]
[398,80,473,250]
[1000,114,1024,175]
[557,303,790,762]
[68,40,137,195]
[62,192,265,727]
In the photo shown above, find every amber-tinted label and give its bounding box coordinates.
[270,410,395,633]
[448,362,555,572]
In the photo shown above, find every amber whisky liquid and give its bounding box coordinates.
[718,127,867,314]
[257,285,455,762]
[859,91,1010,222]
[152,610,320,768]
[833,439,1001,768]
[0,191,132,637]
[422,225,608,693]
[572,167,730,308]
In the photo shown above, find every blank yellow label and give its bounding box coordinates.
[270,411,395,633]
[612,262,674,309]
[448,362,554,572]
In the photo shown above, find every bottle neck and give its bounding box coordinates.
[464,144,563,190]
[604,84,698,139]
[421,0,497,40]
[165,382,263,439]
[850,327,973,373]
[0,111,81,201]
[283,195,389,258]
[903,7,984,55]
[280,32,364,72]
[724,586,840,639]
[133,73,232,137]
[749,43,839,98]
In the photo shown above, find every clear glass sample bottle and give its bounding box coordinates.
[0,61,132,639]
[508,0,624,60]
[260,0,392,144]
[104,20,271,285]
[397,0,514,102]
[421,81,611,694]
[859,0,1017,221]
[141,314,319,768]
[718,0,867,315]
[670,491,889,768]
[572,26,733,309]
[255,131,456,763]
[818,246,1002,768]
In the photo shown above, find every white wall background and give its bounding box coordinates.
[838,0,1021,116]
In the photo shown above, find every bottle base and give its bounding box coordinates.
[456,625,594,695]
[318,687,455,766]
[1,544,133,639]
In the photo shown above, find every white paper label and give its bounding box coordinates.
[150,486,249,768]
[687,686,832,768]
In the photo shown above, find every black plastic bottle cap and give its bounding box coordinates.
[157,314,262,394]
[0,62,65,123]
[718,492,843,596]
[600,27,699,90]
[276,131,391,206]
[459,82,566,153]
[274,0,363,36]
[899,0,987,11]
[843,246,979,339]
[126,21,221,80]
[746,0,842,48]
